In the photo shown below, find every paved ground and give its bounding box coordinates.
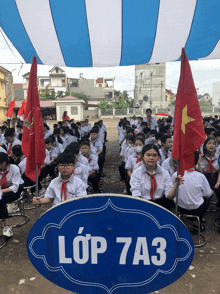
[0,118,220,294]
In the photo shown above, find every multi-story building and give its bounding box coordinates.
[23,67,115,109]
[0,66,14,121]
[134,63,169,109]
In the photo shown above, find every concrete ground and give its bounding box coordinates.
[0,118,220,294]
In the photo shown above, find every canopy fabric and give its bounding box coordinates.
[0,0,219,67]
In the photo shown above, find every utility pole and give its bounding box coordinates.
[160,81,163,104]
[150,72,153,108]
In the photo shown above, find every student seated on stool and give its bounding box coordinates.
[0,152,24,237]
[33,152,87,207]
[170,151,213,232]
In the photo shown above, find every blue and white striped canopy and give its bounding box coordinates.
[0,0,220,67]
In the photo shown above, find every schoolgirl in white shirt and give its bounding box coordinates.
[33,152,87,207]
[198,137,220,207]
[130,144,183,211]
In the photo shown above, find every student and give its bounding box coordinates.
[205,127,215,138]
[0,152,24,237]
[80,141,100,193]
[145,129,157,145]
[159,135,172,165]
[171,151,212,231]
[70,123,80,141]
[161,157,178,177]
[4,128,21,155]
[130,144,183,210]
[60,126,70,149]
[49,135,64,159]
[198,137,220,207]
[33,152,87,207]
[43,123,53,139]
[125,138,144,195]
[143,108,158,130]
[214,131,220,150]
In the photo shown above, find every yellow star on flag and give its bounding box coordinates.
[181,105,195,134]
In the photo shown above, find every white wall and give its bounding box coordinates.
[56,103,83,121]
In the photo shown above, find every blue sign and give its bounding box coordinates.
[27,194,194,293]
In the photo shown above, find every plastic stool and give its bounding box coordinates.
[10,196,29,228]
[22,184,36,210]
[179,214,206,248]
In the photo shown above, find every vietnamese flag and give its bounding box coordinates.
[171,48,206,176]
[6,99,15,117]
[21,56,45,182]
[18,101,26,116]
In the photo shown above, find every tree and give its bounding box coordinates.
[97,99,112,110]
[70,92,89,104]
[113,92,131,109]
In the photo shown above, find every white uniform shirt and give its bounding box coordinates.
[172,170,212,210]
[45,173,87,206]
[159,148,172,165]
[125,153,142,172]
[0,147,7,154]
[18,156,26,175]
[124,145,134,162]
[143,116,158,130]
[89,138,103,152]
[51,142,64,159]
[161,157,177,177]
[44,129,53,139]
[74,160,89,189]
[7,138,21,153]
[200,153,219,173]
[88,154,99,173]
[44,149,50,165]
[130,164,173,200]
[0,164,24,192]
[78,154,88,165]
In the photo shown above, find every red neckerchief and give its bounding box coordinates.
[8,144,12,155]
[174,166,177,172]
[206,158,215,174]
[89,159,91,163]
[91,141,96,147]
[72,167,75,175]
[136,156,142,164]
[0,167,10,188]
[146,172,157,201]
[61,181,69,202]
[186,168,195,172]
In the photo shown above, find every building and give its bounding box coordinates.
[53,96,85,121]
[134,63,168,108]
[14,83,24,100]
[0,66,14,121]
[23,67,115,108]
[212,81,220,107]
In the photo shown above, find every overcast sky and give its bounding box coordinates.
[1,30,220,98]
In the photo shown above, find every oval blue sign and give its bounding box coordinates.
[27,194,194,293]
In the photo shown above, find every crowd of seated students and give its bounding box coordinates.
[0,117,107,238]
[118,110,220,233]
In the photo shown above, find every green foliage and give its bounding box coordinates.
[171,100,176,106]
[112,92,131,109]
[97,99,112,110]
[70,92,89,104]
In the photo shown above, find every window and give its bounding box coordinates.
[71,107,78,115]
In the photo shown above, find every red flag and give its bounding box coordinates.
[6,99,15,117]
[21,56,45,182]
[171,48,206,176]
[18,101,26,116]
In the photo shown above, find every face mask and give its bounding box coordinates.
[134,146,143,153]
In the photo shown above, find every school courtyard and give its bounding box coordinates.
[0,118,220,294]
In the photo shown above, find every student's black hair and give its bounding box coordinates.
[80,141,90,148]
[146,108,152,113]
[194,151,199,166]
[76,122,81,126]
[66,128,74,136]
[71,123,80,138]
[65,142,80,155]
[126,134,135,142]
[90,128,99,134]
[143,127,151,134]
[4,128,15,138]
[150,129,157,135]
[159,125,166,133]
[140,121,147,127]
[58,121,63,126]
[214,130,220,137]
[0,152,9,164]
[134,137,144,145]
[137,117,143,121]
[56,152,75,165]
[1,125,7,132]
[16,124,23,129]
[43,123,50,130]
[161,135,172,144]
[60,126,67,134]
[142,144,160,158]
[49,135,56,143]
[135,133,145,140]
[18,133,22,141]
[155,132,164,140]
[202,137,216,155]
[53,123,58,129]
[205,127,215,135]
[45,137,53,144]
[12,145,23,157]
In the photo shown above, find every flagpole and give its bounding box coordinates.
[175,160,180,216]
[35,163,39,220]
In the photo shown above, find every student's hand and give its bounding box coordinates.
[198,153,203,165]
[33,197,41,205]
[174,175,184,185]
[215,182,220,189]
